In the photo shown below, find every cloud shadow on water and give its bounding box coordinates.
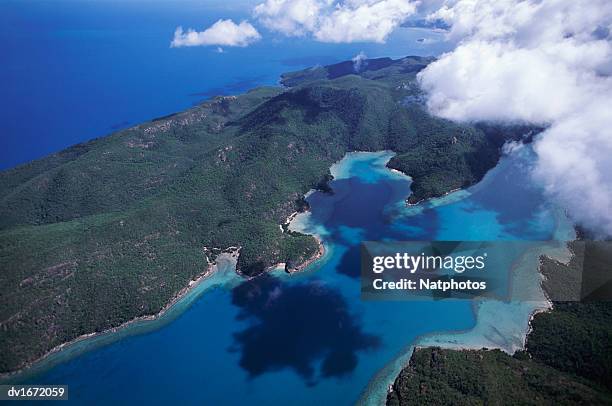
[229,275,380,385]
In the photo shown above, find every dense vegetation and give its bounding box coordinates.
[388,345,611,406]
[388,243,612,405]
[0,56,522,373]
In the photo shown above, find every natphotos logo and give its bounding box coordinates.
[372,252,487,274]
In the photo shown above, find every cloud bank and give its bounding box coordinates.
[418,0,612,235]
[254,0,419,43]
[171,19,261,47]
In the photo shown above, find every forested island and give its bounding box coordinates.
[0,56,527,374]
[387,242,612,405]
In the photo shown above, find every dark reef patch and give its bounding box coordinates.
[336,245,363,279]
[229,275,380,384]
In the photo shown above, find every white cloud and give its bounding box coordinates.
[352,51,368,71]
[254,0,418,43]
[417,0,612,235]
[534,102,612,235]
[315,0,419,43]
[171,19,261,47]
[253,0,323,36]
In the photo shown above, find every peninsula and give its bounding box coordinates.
[0,56,527,374]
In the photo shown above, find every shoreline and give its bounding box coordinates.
[400,148,524,209]
[331,150,397,180]
[287,235,326,274]
[272,205,328,274]
[280,210,300,233]
[1,249,239,381]
[378,157,465,208]
[406,187,462,207]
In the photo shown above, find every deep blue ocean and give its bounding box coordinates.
[0,0,448,170]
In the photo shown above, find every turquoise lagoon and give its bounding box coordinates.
[16,148,573,405]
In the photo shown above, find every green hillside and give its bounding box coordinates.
[388,343,612,406]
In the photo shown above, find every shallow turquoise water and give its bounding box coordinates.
[18,149,567,405]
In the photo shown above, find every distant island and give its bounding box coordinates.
[0,56,528,374]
